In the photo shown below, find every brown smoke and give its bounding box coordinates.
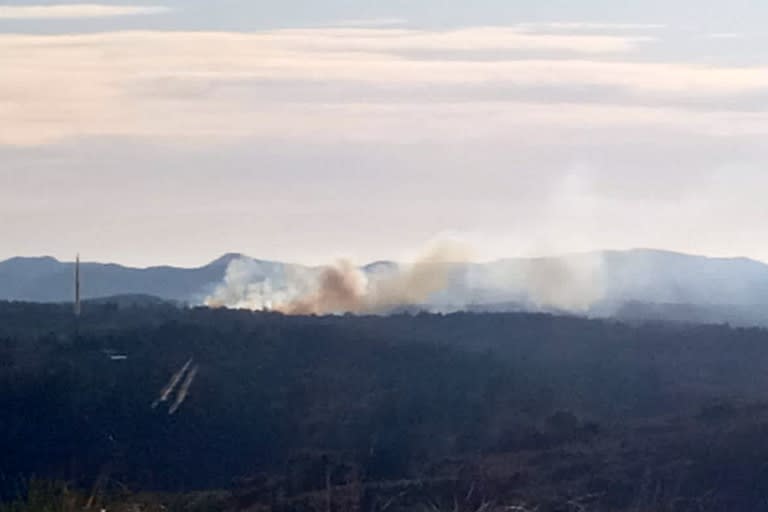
[204,241,608,314]
[277,260,367,315]
[275,240,470,315]
[367,241,469,311]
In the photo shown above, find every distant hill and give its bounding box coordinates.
[3,249,768,325]
[0,253,250,304]
[84,294,179,308]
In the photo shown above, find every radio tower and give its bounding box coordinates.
[74,253,81,317]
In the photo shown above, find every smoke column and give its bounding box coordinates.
[279,259,368,315]
[204,241,606,315]
[364,241,469,312]
[205,241,470,315]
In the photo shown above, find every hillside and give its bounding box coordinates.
[3,303,768,510]
[0,253,246,303]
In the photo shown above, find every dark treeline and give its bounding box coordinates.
[3,301,768,510]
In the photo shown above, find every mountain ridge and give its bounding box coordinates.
[6,247,768,274]
[4,249,768,326]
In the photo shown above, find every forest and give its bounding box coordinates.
[3,301,768,511]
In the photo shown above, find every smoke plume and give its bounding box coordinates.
[365,241,469,311]
[279,260,367,315]
[522,253,604,312]
[204,241,606,315]
[205,241,470,315]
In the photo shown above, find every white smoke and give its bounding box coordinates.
[205,259,316,311]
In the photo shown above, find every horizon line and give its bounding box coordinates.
[0,247,764,271]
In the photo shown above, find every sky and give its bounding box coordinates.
[2,1,768,267]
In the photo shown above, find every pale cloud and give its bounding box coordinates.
[515,22,666,32]
[2,28,768,145]
[0,4,171,19]
[331,18,408,28]
[706,32,745,39]
[265,26,653,53]
[4,7,768,267]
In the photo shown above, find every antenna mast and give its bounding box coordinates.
[74,253,81,317]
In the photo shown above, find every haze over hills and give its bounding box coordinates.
[3,249,768,325]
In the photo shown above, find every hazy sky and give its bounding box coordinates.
[2,1,768,267]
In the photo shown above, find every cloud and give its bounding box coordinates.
[706,32,745,39]
[0,4,171,19]
[331,18,408,28]
[2,28,768,145]
[264,26,652,54]
[515,22,665,32]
